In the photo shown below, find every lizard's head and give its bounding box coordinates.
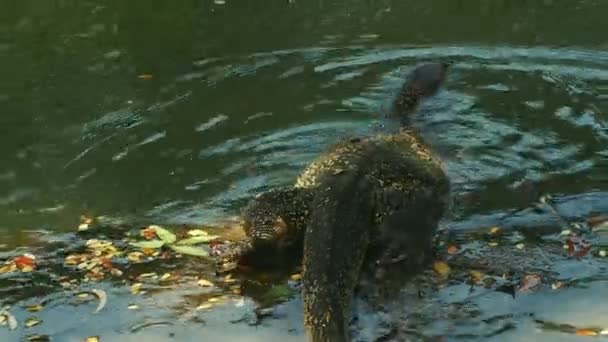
[407,62,450,98]
[240,188,302,253]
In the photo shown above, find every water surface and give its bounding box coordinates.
[1,1,608,341]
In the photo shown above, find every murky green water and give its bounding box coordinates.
[1,1,608,341]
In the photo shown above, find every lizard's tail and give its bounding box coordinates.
[302,167,374,342]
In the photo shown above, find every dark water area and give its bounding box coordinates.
[1,1,608,341]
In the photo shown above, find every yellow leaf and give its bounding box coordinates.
[197,303,213,310]
[197,279,214,287]
[138,74,154,80]
[576,329,598,336]
[433,261,451,277]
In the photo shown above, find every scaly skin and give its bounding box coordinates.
[302,132,450,342]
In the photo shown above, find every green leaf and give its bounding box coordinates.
[169,244,209,257]
[176,235,219,245]
[129,240,166,249]
[151,225,177,244]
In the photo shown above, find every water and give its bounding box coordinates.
[1,1,608,341]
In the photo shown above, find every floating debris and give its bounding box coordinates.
[24,334,50,341]
[128,304,139,310]
[137,74,154,80]
[197,303,213,310]
[0,307,18,330]
[24,317,41,328]
[447,245,458,255]
[197,279,214,287]
[519,273,542,292]
[84,336,100,342]
[131,283,143,295]
[433,261,451,277]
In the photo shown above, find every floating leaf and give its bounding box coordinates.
[25,304,43,313]
[519,274,542,292]
[129,240,165,249]
[197,303,213,310]
[489,226,501,235]
[600,250,607,257]
[447,245,458,255]
[0,263,16,274]
[515,243,525,250]
[150,225,177,244]
[137,74,154,80]
[84,337,100,342]
[24,317,41,328]
[576,329,598,336]
[469,270,485,284]
[0,308,18,330]
[290,274,302,282]
[169,245,209,257]
[127,252,145,263]
[131,283,143,295]
[176,235,219,245]
[433,261,451,277]
[14,255,36,270]
[24,334,50,341]
[197,279,214,287]
[128,304,139,310]
[90,289,107,313]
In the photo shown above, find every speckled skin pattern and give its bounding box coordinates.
[238,62,451,341]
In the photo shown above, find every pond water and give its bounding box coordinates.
[1,1,608,341]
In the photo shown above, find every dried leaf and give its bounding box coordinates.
[24,317,41,328]
[25,304,43,313]
[433,261,451,277]
[131,283,143,295]
[447,245,458,255]
[137,74,154,80]
[150,225,177,244]
[169,245,209,257]
[0,263,16,274]
[127,252,144,262]
[197,279,214,287]
[290,274,302,282]
[0,309,18,330]
[14,255,36,270]
[84,337,100,342]
[576,329,598,336]
[489,226,501,235]
[160,273,172,281]
[519,274,542,292]
[129,240,165,249]
[197,303,213,310]
[469,270,485,284]
[110,268,123,277]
